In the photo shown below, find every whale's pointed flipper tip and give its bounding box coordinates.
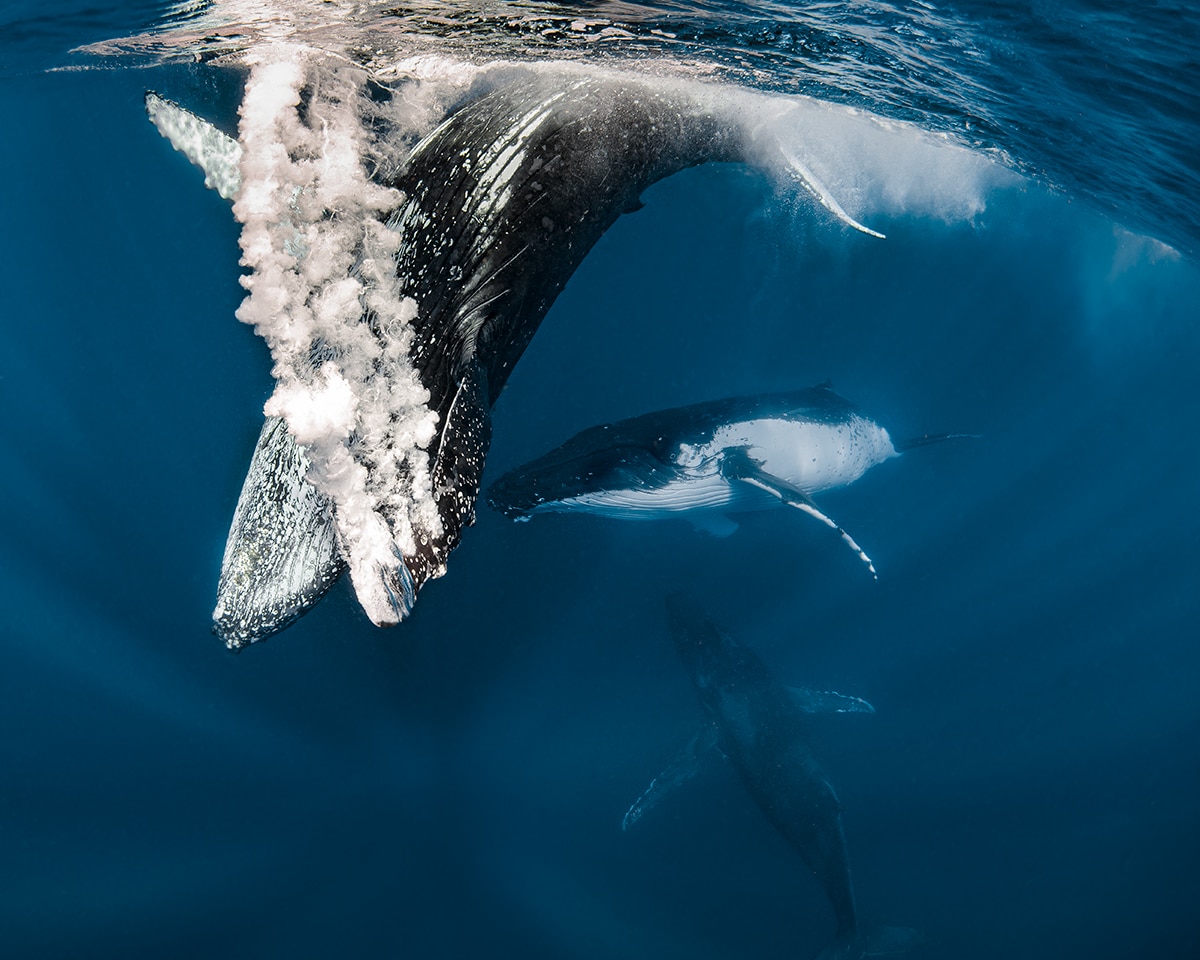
[348,546,420,629]
[723,452,878,578]
[213,418,346,648]
[622,722,718,831]
[776,142,885,239]
[788,687,876,715]
[145,90,243,200]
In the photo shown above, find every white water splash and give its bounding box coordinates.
[233,45,442,626]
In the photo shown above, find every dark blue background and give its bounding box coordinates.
[2,7,1199,958]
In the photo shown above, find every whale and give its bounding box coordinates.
[623,595,913,959]
[146,58,886,647]
[487,383,968,577]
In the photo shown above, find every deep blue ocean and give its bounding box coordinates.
[2,2,1198,958]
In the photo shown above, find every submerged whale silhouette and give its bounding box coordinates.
[487,383,968,577]
[147,59,884,646]
[624,595,915,960]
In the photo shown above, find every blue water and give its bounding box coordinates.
[2,2,1198,958]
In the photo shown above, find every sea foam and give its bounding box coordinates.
[233,45,442,626]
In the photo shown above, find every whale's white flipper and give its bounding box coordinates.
[145,92,242,200]
[786,687,876,714]
[721,450,879,579]
[775,140,886,239]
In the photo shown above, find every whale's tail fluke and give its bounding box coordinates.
[212,417,344,650]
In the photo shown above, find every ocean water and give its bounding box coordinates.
[1,2,1198,958]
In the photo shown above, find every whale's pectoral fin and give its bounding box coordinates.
[787,686,875,714]
[213,417,346,650]
[773,138,885,239]
[721,450,877,579]
[145,92,243,201]
[622,723,719,832]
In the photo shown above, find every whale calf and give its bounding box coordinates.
[624,595,913,959]
[147,56,886,646]
[487,383,967,577]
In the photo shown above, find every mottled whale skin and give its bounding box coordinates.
[487,384,940,576]
[624,596,909,959]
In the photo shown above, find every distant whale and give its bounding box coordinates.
[487,383,967,576]
[624,595,913,960]
[147,58,885,646]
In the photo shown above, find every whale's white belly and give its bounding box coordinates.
[701,416,898,493]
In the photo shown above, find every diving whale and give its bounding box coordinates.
[487,383,968,577]
[623,595,912,959]
[147,58,885,646]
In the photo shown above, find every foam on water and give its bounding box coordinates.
[233,45,442,625]
[747,96,1017,229]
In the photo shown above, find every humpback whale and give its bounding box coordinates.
[147,55,885,647]
[624,596,912,960]
[487,383,967,577]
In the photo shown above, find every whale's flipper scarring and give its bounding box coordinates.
[721,449,878,579]
[420,361,492,582]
